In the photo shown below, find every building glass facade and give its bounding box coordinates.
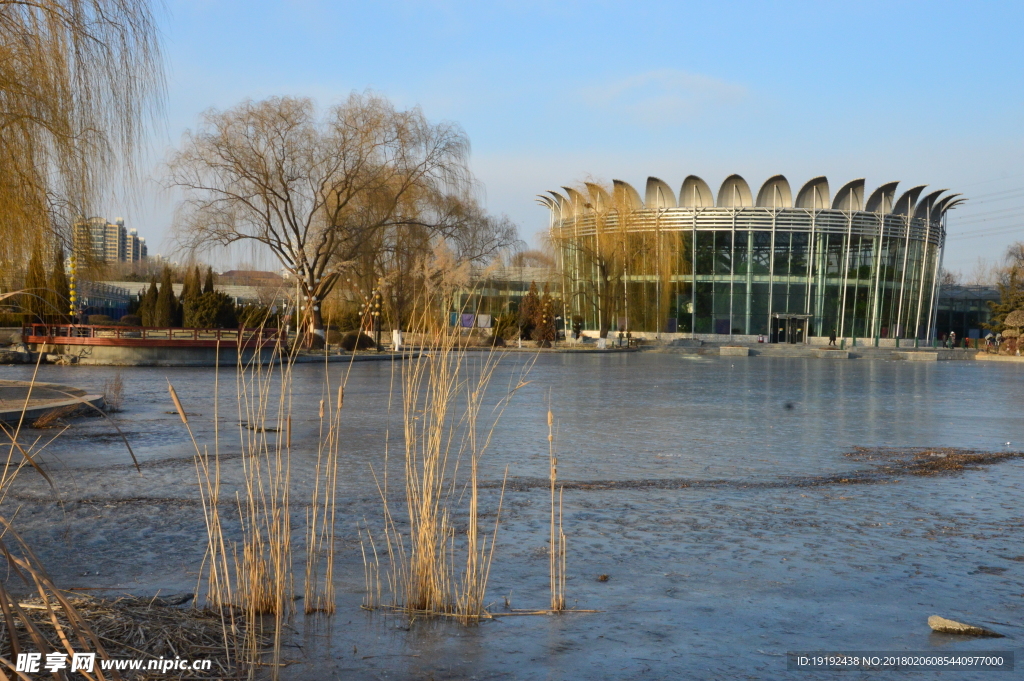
[544,176,962,341]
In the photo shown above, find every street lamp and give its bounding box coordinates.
[370,287,382,350]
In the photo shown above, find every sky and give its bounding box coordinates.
[117,0,1024,276]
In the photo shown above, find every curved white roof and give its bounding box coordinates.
[756,175,793,208]
[613,179,644,210]
[680,176,714,207]
[832,179,865,211]
[544,175,957,219]
[646,177,676,209]
[717,175,753,208]
[865,181,899,214]
[795,177,830,209]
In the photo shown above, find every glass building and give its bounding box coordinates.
[541,175,964,341]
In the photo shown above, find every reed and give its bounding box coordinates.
[167,333,304,680]
[0,350,148,679]
[548,408,566,611]
[304,383,343,613]
[363,304,531,622]
[102,370,124,413]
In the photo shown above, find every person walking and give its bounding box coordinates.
[949,330,956,349]
[829,329,837,346]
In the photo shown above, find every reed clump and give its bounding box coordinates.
[103,370,125,412]
[168,335,303,678]
[363,311,529,623]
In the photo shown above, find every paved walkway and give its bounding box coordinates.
[0,380,101,423]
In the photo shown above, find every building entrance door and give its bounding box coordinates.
[770,314,810,344]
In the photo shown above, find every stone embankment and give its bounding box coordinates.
[649,337,982,361]
[0,380,105,423]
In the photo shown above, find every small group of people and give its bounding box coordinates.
[983,331,1002,352]
[940,330,971,349]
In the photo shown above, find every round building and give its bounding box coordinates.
[540,175,964,342]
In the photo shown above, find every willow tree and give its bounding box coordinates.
[349,195,517,330]
[169,93,516,345]
[549,182,633,338]
[0,0,163,269]
[550,181,689,337]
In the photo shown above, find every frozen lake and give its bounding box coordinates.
[3,353,1023,679]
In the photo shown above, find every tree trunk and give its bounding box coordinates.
[306,303,325,349]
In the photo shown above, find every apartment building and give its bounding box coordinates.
[73,217,147,263]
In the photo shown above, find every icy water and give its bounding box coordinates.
[4,354,1024,680]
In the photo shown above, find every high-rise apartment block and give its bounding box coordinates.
[73,217,147,263]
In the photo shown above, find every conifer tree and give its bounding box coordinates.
[987,243,1024,332]
[181,265,201,326]
[534,283,556,347]
[48,244,70,318]
[518,281,540,340]
[154,266,177,326]
[139,277,158,326]
[23,242,49,321]
[203,266,215,294]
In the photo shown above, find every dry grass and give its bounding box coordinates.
[1,592,253,680]
[0,353,146,680]
[548,408,566,612]
[304,383,343,614]
[30,403,80,428]
[363,314,530,623]
[168,335,300,680]
[103,371,125,413]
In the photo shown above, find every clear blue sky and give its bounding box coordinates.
[123,0,1024,276]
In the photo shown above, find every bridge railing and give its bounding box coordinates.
[22,324,287,347]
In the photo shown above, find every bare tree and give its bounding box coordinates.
[169,93,517,345]
[0,0,163,265]
[938,268,962,287]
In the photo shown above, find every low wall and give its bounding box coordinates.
[34,343,277,367]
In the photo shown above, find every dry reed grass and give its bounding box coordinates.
[103,371,125,413]
[0,350,144,680]
[167,334,302,680]
[362,311,531,623]
[168,323,358,678]
[304,384,343,614]
[548,408,566,612]
[1,592,254,681]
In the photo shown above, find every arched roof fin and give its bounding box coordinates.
[584,182,612,212]
[679,176,714,207]
[831,179,865,211]
[892,185,926,216]
[795,177,830,209]
[717,174,753,208]
[932,193,962,216]
[547,190,572,218]
[563,187,590,213]
[612,180,644,210]
[865,181,899,214]
[645,177,677,209]
[914,189,948,220]
[755,175,793,208]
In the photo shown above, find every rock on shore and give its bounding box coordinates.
[928,615,1004,637]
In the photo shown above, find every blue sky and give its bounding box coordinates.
[123,0,1024,275]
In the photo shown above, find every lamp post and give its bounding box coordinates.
[68,255,77,319]
[370,287,382,350]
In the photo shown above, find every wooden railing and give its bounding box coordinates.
[22,324,286,348]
